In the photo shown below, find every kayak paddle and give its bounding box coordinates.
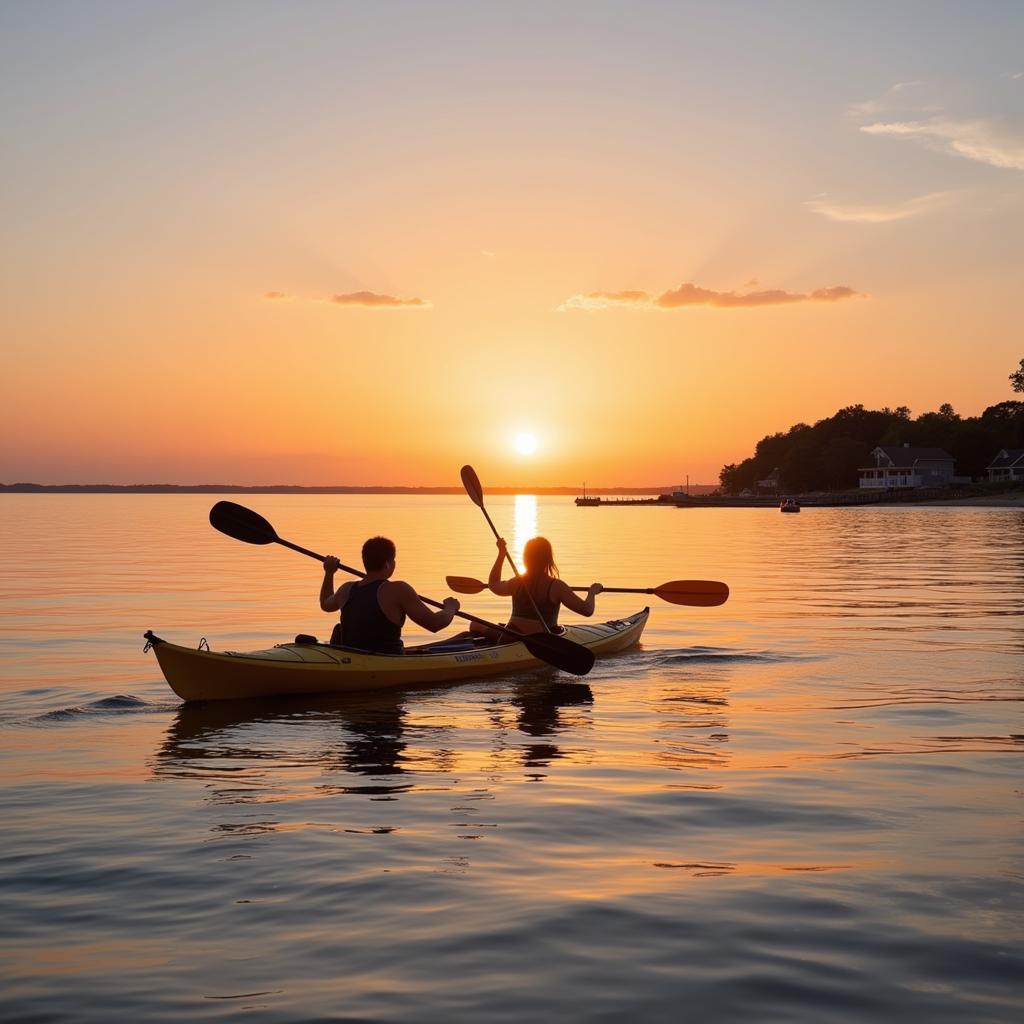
[446,575,730,608]
[460,464,553,632]
[208,501,595,676]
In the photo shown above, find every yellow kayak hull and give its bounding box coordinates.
[146,609,649,703]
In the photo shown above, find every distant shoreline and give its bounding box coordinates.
[0,483,711,496]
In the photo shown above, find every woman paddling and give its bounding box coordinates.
[471,536,603,640]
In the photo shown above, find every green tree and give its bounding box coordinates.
[1010,359,1024,393]
[821,436,868,489]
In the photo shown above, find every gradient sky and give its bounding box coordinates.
[3,1,1022,486]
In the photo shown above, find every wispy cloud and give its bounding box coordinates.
[328,291,430,308]
[263,291,290,299]
[860,118,1024,170]
[559,282,865,312]
[847,80,934,118]
[805,190,954,223]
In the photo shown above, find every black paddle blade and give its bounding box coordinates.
[209,501,278,545]
[521,631,595,676]
[460,464,485,508]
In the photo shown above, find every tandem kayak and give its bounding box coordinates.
[145,608,649,703]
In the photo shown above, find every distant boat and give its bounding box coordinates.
[575,482,600,507]
[780,497,801,514]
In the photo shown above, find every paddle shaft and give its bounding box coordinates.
[276,536,550,641]
[570,586,657,595]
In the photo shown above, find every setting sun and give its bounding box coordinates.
[513,432,540,457]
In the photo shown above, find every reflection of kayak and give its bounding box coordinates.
[145,609,649,703]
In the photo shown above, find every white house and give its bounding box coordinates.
[986,449,1024,483]
[858,445,956,490]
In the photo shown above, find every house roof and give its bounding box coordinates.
[873,446,955,466]
[987,448,1024,469]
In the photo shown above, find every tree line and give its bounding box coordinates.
[719,398,1024,495]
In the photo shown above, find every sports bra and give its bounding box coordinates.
[510,576,560,629]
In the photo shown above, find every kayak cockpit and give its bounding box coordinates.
[290,630,530,659]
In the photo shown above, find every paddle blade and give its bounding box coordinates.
[460,464,485,507]
[522,632,595,676]
[209,501,277,546]
[446,575,487,595]
[655,579,730,607]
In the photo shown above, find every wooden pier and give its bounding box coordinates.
[574,495,671,506]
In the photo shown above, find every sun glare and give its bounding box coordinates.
[513,431,539,456]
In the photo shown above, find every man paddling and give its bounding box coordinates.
[320,536,459,654]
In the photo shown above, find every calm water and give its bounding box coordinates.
[1,495,1022,1022]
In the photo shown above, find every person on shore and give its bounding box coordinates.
[320,537,459,654]
[472,536,603,640]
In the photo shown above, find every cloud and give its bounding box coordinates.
[805,190,954,223]
[847,80,932,118]
[559,282,865,311]
[860,118,1024,170]
[558,291,648,311]
[328,291,430,308]
[263,291,290,299]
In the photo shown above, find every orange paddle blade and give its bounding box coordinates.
[653,580,729,607]
[446,575,487,594]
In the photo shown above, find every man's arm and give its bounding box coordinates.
[389,581,460,633]
[320,557,346,612]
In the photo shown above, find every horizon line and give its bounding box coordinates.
[0,482,717,495]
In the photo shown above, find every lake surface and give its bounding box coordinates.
[1,495,1021,1022]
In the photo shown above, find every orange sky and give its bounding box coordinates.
[2,4,1022,486]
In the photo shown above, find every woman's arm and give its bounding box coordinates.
[552,579,603,617]
[487,538,516,596]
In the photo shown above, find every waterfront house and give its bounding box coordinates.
[986,449,1024,483]
[858,445,956,490]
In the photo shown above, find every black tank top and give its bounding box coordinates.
[341,579,405,654]
[510,576,560,629]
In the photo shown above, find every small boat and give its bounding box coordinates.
[145,609,650,703]
[780,498,801,513]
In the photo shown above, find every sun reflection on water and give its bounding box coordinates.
[512,494,537,563]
